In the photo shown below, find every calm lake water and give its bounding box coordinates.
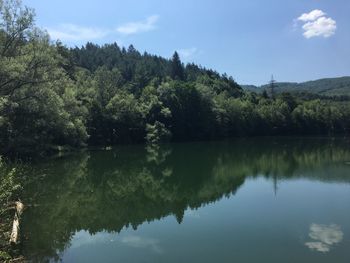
[21,137,350,262]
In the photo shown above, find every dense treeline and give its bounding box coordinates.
[1,0,350,156]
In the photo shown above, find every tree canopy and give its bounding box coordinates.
[0,0,349,157]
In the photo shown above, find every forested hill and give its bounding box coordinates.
[242,76,350,96]
[69,43,241,93]
[1,0,350,157]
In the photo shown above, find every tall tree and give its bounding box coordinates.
[269,75,277,99]
[0,0,88,155]
[170,51,184,80]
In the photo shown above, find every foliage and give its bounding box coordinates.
[0,156,22,261]
[0,0,88,156]
[145,121,171,144]
[0,157,21,212]
[0,0,350,157]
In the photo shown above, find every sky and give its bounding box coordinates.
[22,0,350,85]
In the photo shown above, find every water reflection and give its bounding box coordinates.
[21,137,350,262]
[121,235,163,254]
[305,224,344,253]
[69,231,113,249]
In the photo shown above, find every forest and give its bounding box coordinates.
[1,0,350,158]
[1,0,350,261]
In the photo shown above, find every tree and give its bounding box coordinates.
[0,0,88,155]
[0,0,41,96]
[170,51,184,80]
[145,121,172,144]
[280,92,297,111]
[269,75,277,99]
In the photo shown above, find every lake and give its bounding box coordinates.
[21,137,350,262]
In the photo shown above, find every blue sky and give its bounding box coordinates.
[23,0,350,85]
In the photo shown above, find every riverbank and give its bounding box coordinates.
[0,158,25,262]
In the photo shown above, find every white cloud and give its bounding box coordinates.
[302,17,336,38]
[47,24,109,41]
[298,9,325,22]
[117,15,159,35]
[296,10,336,39]
[177,47,198,60]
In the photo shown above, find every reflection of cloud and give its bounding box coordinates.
[69,232,163,254]
[121,235,163,254]
[70,231,115,249]
[185,209,200,219]
[305,242,331,253]
[305,224,343,253]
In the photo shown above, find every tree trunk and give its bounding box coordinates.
[9,201,24,244]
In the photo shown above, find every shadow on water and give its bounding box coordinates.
[21,137,350,261]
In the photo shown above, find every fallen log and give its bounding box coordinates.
[9,256,26,263]
[9,201,24,245]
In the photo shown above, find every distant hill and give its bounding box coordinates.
[242,77,350,96]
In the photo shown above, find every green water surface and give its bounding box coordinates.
[22,137,350,262]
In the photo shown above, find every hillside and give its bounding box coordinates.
[1,0,350,157]
[242,77,350,96]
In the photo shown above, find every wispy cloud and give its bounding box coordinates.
[117,15,159,35]
[47,15,159,42]
[296,10,336,39]
[178,47,198,59]
[47,24,109,41]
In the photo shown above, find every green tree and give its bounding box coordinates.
[0,0,88,155]
[170,51,184,80]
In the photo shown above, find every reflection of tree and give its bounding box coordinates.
[145,144,172,165]
[21,138,350,261]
